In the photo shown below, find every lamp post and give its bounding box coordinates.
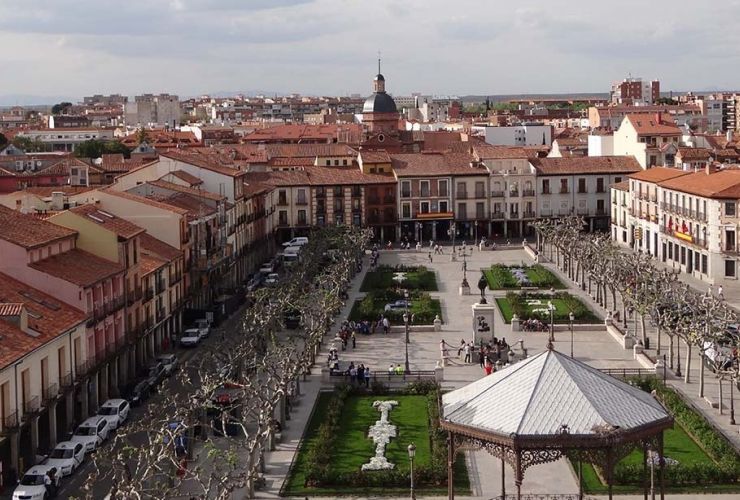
[548,300,555,343]
[408,442,417,500]
[448,222,457,261]
[459,245,472,288]
[569,311,575,358]
[403,308,410,373]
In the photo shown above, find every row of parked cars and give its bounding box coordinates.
[179,318,212,348]
[14,353,181,499]
[246,237,309,293]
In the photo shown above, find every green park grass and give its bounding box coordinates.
[495,293,598,324]
[285,393,469,496]
[349,294,442,325]
[484,264,565,290]
[360,266,438,292]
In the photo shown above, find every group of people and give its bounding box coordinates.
[440,338,512,376]
[521,318,549,332]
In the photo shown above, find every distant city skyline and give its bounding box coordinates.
[2,0,740,103]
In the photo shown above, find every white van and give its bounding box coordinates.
[284,246,302,256]
[282,237,308,247]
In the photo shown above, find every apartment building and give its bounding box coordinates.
[613,114,682,168]
[610,181,631,245]
[0,274,86,479]
[532,157,641,232]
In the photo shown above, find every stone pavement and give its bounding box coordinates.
[258,245,740,500]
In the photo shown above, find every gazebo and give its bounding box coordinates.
[440,347,673,500]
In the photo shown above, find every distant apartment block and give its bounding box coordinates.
[610,77,660,105]
[124,94,181,128]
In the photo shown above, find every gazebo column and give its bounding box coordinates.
[577,454,583,500]
[514,450,523,500]
[606,448,614,500]
[643,442,649,500]
[658,431,665,500]
[447,431,455,500]
[500,456,506,499]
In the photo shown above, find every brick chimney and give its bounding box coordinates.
[0,303,28,332]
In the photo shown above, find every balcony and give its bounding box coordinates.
[509,190,519,197]
[522,189,536,197]
[456,192,468,199]
[383,195,396,204]
[2,411,18,432]
[539,209,553,216]
[541,189,551,195]
[277,198,288,206]
[351,189,362,198]
[559,188,569,194]
[401,191,411,198]
[649,193,657,202]
[509,212,521,219]
[367,196,380,204]
[315,191,326,198]
[59,372,73,390]
[576,208,589,216]
[42,382,59,403]
[155,278,166,293]
[23,396,40,416]
[474,191,486,199]
[169,272,182,287]
[156,307,166,323]
[491,190,505,198]
[522,211,536,219]
[577,189,587,194]
[595,208,607,216]
[143,287,154,302]
[76,360,92,377]
[492,212,505,220]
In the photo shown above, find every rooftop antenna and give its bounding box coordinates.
[378,50,381,74]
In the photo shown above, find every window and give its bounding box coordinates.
[325,160,331,166]
[542,179,550,194]
[597,199,605,213]
[278,210,288,226]
[456,182,467,198]
[334,186,342,197]
[402,203,411,218]
[457,203,467,220]
[726,260,736,278]
[420,181,430,197]
[297,210,307,225]
[476,202,485,219]
[343,159,348,166]
[560,179,568,194]
[578,178,586,193]
[438,180,448,197]
[296,188,306,204]
[278,190,287,205]
[493,202,502,214]
[702,254,708,274]
[334,160,339,166]
[475,181,485,198]
[596,178,605,193]
[420,201,430,214]
[401,181,411,198]
[439,200,448,212]
[726,202,736,217]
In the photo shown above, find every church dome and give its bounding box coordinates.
[363,92,398,114]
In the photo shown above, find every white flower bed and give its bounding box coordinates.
[362,400,399,471]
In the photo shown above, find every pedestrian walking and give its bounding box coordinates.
[382,316,390,334]
[719,284,724,300]
[415,242,421,252]
[351,331,356,348]
[364,366,371,387]
[428,252,433,263]
[457,339,465,357]
[429,239,434,249]
[464,342,472,363]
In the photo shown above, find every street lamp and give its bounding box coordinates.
[569,311,575,358]
[408,442,417,500]
[459,245,472,288]
[403,293,410,373]
[548,300,555,343]
[448,222,457,260]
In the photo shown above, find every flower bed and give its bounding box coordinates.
[495,291,598,324]
[577,378,740,494]
[284,383,469,496]
[349,290,442,325]
[484,264,564,290]
[360,265,438,292]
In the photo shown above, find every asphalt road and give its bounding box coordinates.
[51,302,250,500]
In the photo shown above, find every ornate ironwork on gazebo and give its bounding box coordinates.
[440,347,674,500]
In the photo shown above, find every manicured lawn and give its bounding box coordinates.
[360,266,438,292]
[349,294,442,325]
[577,425,729,494]
[484,264,564,290]
[495,293,598,324]
[285,392,469,497]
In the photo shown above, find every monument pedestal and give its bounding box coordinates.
[472,302,496,345]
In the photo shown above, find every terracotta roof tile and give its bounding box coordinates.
[161,150,247,178]
[68,204,145,239]
[166,170,204,186]
[306,166,393,185]
[624,114,681,136]
[0,272,85,369]
[30,248,124,286]
[658,169,740,199]
[0,205,77,249]
[531,156,642,175]
[151,192,217,220]
[391,152,485,177]
[677,147,712,161]
[149,179,225,201]
[101,188,190,215]
[472,144,542,160]
[359,150,391,163]
[140,254,166,275]
[139,233,181,262]
[629,167,691,183]
[611,180,630,191]
[246,170,311,187]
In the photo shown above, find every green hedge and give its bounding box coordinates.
[484,264,564,290]
[498,291,598,323]
[360,265,438,292]
[349,291,442,325]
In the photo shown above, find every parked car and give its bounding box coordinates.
[97,399,131,430]
[246,274,264,292]
[44,441,85,477]
[194,318,211,337]
[71,416,111,452]
[264,273,279,285]
[282,237,308,247]
[124,379,151,407]
[259,262,275,274]
[147,361,167,385]
[157,354,179,376]
[384,299,412,312]
[13,465,59,500]
[180,329,202,347]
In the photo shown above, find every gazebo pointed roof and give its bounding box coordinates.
[442,349,671,438]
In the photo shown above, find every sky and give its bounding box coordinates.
[2,0,740,102]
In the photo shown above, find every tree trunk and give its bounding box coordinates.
[656,324,661,356]
[699,350,705,398]
[668,335,674,370]
[684,342,692,384]
[640,314,648,345]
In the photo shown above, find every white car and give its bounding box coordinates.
[13,465,59,500]
[71,416,110,452]
[264,273,279,285]
[259,262,275,274]
[44,441,85,477]
[97,399,130,430]
[180,329,201,347]
[194,319,211,338]
[282,237,308,247]
[157,354,179,376]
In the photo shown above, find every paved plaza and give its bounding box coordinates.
[258,245,740,500]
